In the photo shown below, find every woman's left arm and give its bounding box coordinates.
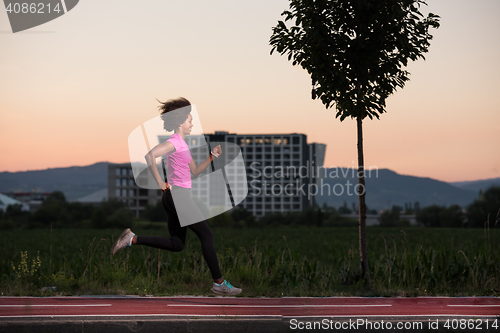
[189,145,222,177]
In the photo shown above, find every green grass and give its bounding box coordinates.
[1,225,499,297]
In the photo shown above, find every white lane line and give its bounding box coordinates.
[448,305,500,307]
[0,314,283,318]
[167,304,392,308]
[0,304,112,307]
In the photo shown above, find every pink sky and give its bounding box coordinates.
[1,0,499,182]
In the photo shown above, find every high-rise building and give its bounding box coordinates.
[213,132,325,217]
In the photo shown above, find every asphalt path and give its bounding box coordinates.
[1,296,499,332]
[1,296,500,317]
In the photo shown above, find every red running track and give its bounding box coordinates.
[1,297,499,318]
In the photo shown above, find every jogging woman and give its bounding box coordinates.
[111,97,242,296]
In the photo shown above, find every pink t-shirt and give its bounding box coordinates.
[166,134,192,188]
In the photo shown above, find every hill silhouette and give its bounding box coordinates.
[315,168,478,211]
[0,162,108,201]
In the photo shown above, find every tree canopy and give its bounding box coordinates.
[270,0,440,120]
[467,187,500,228]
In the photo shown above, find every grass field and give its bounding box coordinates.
[1,225,499,297]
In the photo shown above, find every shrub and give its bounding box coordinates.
[142,201,166,222]
[32,191,69,227]
[2,203,30,226]
[91,199,134,229]
[417,205,465,228]
[467,187,500,228]
[210,212,234,228]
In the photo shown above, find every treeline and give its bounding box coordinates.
[1,187,498,229]
[0,191,355,230]
[379,187,500,228]
[141,200,356,228]
[0,191,133,229]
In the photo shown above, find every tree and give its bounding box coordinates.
[230,207,256,227]
[338,201,352,214]
[378,205,410,227]
[33,191,69,226]
[416,204,442,227]
[142,201,167,222]
[440,204,464,228]
[467,186,500,228]
[91,199,133,229]
[270,0,439,288]
[416,204,465,228]
[2,203,30,226]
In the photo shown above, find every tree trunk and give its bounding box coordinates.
[357,114,371,289]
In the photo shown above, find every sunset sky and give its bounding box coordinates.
[1,0,499,182]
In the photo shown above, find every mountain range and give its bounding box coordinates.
[314,168,499,211]
[0,162,108,201]
[0,162,499,210]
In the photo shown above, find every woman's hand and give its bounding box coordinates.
[211,145,222,158]
[190,145,223,177]
[161,182,172,192]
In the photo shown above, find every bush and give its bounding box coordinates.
[31,192,97,228]
[467,187,500,228]
[417,205,465,228]
[230,207,255,227]
[142,201,166,222]
[91,199,134,229]
[32,191,69,227]
[209,211,235,228]
[379,209,400,227]
[440,205,465,228]
[107,208,134,229]
[259,211,291,226]
[0,219,15,230]
[67,202,95,227]
[417,205,442,227]
[379,206,411,228]
[2,204,30,227]
[91,209,107,229]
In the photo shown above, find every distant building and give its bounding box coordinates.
[0,193,28,212]
[108,131,326,218]
[108,163,162,217]
[0,192,49,212]
[218,132,325,217]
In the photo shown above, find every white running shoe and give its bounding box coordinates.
[110,228,135,255]
[211,280,242,296]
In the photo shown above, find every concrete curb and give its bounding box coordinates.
[1,315,499,333]
[0,317,286,333]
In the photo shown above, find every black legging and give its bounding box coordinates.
[136,189,222,280]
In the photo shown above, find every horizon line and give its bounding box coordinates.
[1,161,498,184]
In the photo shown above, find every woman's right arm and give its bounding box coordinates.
[144,141,175,191]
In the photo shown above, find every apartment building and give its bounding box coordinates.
[108,163,163,217]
